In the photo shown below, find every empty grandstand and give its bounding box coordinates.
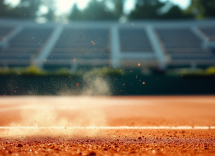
[44,28,109,71]
[156,28,215,67]
[0,25,54,67]
[0,26,14,41]
[0,18,215,71]
[199,27,215,41]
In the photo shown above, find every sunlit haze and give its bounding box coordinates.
[160,0,191,9]
[5,0,191,15]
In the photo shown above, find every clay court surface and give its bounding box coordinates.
[0,96,215,155]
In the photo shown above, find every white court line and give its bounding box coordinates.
[0,126,214,130]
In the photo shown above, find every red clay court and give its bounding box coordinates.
[0,96,215,155]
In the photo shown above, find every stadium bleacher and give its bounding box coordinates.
[199,27,215,41]
[156,28,215,66]
[0,26,14,41]
[0,27,53,67]
[119,28,154,52]
[44,28,109,70]
[0,19,215,70]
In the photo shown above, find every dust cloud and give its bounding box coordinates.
[0,102,107,139]
[81,74,111,96]
[0,72,112,139]
[58,73,111,96]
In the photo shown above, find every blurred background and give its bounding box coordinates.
[0,0,215,95]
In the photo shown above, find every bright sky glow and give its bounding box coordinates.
[124,0,135,14]
[55,0,91,15]
[5,0,191,15]
[5,0,20,6]
[160,0,191,9]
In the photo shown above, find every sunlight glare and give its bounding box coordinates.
[4,0,191,15]
[5,0,20,7]
[56,0,90,15]
[160,0,191,9]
